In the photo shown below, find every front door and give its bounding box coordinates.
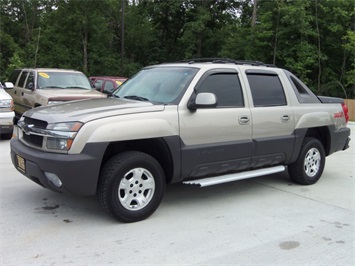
[179,69,253,179]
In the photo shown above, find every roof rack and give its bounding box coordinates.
[180,58,276,67]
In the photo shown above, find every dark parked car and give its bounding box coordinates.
[90,76,127,95]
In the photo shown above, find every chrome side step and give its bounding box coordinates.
[183,165,285,187]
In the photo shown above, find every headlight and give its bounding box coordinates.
[0,99,14,110]
[47,138,73,150]
[46,122,83,151]
[47,122,83,131]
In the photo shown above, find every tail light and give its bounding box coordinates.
[341,102,349,124]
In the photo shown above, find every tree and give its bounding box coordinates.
[0,0,353,97]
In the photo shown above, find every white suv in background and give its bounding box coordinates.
[0,82,15,140]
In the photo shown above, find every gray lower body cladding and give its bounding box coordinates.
[10,138,108,196]
[10,126,350,196]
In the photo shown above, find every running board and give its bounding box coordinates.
[183,165,285,187]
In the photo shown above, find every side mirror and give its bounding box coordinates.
[187,92,217,110]
[3,82,14,89]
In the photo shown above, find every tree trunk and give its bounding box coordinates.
[273,7,280,65]
[82,30,88,72]
[315,0,322,94]
[251,0,258,27]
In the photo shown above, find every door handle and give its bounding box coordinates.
[239,116,250,125]
[281,115,290,122]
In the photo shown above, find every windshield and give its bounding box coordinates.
[37,72,92,90]
[114,67,198,104]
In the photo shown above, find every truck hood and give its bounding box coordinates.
[36,88,105,101]
[0,89,12,100]
[23,98,165,124]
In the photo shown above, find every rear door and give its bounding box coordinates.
[11,70,30,115]
[244,70,295,167]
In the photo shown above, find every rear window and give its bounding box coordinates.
[8,70,21,85]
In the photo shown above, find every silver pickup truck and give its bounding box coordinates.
[10,59,351,222]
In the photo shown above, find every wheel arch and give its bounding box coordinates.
[304,126,330,156]
[290,126,331,164]
[100,137,180,185]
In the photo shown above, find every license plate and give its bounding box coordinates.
[16,155,26,173]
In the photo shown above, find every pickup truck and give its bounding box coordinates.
[7,68,106,120]
[10,59,351,222]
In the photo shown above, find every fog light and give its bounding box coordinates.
[45,172,62,188]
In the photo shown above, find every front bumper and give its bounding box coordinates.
[0,111,14,134]
[10,138,108,195]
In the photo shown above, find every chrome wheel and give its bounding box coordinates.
[304,147,321,177]
[118,167,155,211]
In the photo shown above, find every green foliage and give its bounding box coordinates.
[1,0,354,98]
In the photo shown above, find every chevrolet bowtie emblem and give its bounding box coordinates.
[23,124,34,135]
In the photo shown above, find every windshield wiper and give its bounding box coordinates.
[41,86,65,89]
[123,95,149,101]
[65,86,90,90]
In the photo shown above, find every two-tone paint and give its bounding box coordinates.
[10,63,350,196]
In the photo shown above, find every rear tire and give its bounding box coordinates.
[97,151,165,223]
[288,137,325,185]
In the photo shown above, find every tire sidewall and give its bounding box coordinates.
[299,138,325,185]
[105,152,165,222]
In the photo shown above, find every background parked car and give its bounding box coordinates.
[7,68,106,120]
[89,76,127,95]
[0,82,15,140]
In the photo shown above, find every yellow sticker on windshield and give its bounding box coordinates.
[39,72,50,78]
[116,81,123,85]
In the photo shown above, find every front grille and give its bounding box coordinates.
[20,116,47,148]
[22,132,43,148]
[23,117,48,129]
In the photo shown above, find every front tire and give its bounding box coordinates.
[288,137,325,185]
[97,151,165,223]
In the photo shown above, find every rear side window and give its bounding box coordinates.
[18,71,29,88]
[196,73,244,107]
[247,74,286,107]
[286,72,320,103]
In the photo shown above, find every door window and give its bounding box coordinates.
[195,73,244,107]
[18,71,29,88]
[247,74,286,107]
[25,71,35,89]
[103,81,115,93]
